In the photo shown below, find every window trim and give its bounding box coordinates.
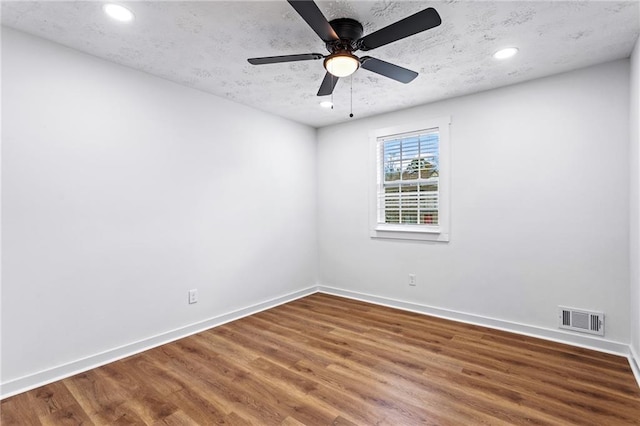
[369,116,451,242]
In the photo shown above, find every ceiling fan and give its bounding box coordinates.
[247,0,442,96]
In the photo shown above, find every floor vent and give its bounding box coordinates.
[558,306,604,336]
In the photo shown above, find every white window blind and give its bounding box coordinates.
[369,116,450,242]
[377,128,440,227]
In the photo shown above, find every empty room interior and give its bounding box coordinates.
[2,0,640,424]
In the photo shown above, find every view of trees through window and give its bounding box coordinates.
[382,131,439,225]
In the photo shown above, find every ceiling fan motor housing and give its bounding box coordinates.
[326,18,364,52]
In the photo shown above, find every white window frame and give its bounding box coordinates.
[369,116,451,242]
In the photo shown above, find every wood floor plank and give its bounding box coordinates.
[63,369,131,421]
[479,331,632,368]
[160,344,291,424]
[3,293,639,425]
[0,392,44,425]
[149,410,198,426]
[240,316,337,367]
[25,381,79,420]
[38,401,95,426]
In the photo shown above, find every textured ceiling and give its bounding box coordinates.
[2,1,639,128]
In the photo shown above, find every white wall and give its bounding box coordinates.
[1,28,317,386]
[2,24,636,397]
[631,36,640,360]
[317,60,631,345]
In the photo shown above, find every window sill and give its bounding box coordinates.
[370,225,450,242]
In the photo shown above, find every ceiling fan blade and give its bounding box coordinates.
[358,8,441,51]
[248,53,324,65]
[360,57,418,83]
[287,0,339,42]
[317,72,339,96]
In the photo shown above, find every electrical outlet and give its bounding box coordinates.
[188,289,198,304]
[408,274,416,286]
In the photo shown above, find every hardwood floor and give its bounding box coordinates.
[2,293,639,425]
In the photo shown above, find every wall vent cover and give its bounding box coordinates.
[558,306,604,336]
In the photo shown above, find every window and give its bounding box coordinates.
[370,117,450,241]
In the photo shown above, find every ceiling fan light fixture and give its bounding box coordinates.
[320,101,334,108]
[324,52,360,77]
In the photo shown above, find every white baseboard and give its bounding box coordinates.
[630,345,640,388]
[317,285,631,357]
[0,286,318,400]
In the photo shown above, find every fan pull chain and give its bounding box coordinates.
[331,75,334,109]
[349,75,354,118]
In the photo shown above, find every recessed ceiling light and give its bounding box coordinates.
[493,47,519,60]
[103,3,134,22]
[320,101,333,109]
